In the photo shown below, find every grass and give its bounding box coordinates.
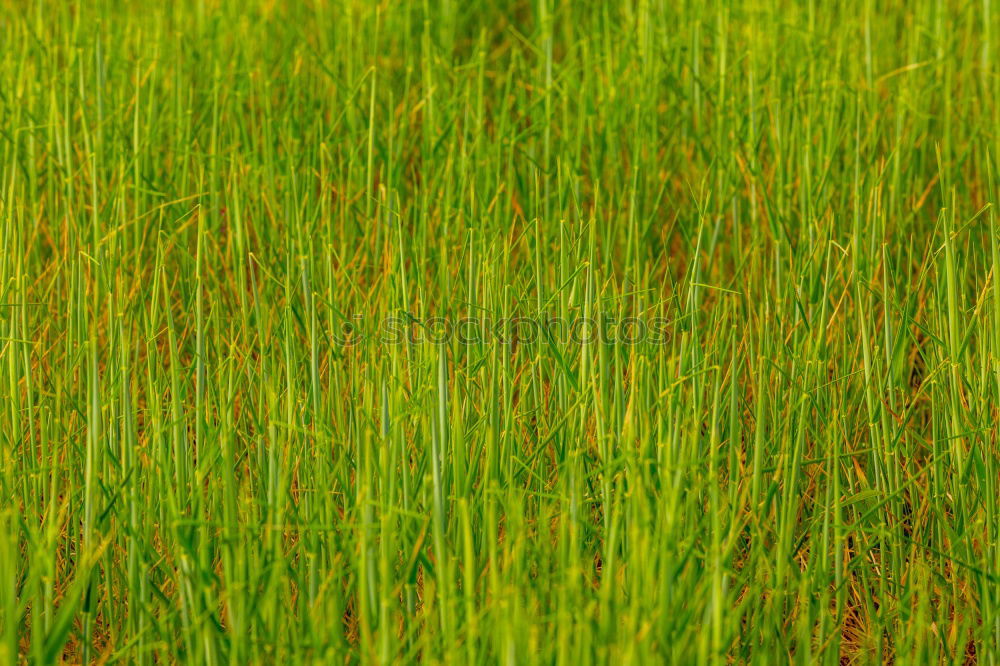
[1,0,999,662]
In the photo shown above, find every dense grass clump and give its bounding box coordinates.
[1,0,999,662]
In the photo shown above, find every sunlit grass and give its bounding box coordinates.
[1,0,999,663]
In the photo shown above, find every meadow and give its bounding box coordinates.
[1,0,999,662]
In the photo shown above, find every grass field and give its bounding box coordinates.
[1,0,999,663]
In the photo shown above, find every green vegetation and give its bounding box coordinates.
[1,0,999,662]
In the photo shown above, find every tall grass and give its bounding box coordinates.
[1,0,998,662]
